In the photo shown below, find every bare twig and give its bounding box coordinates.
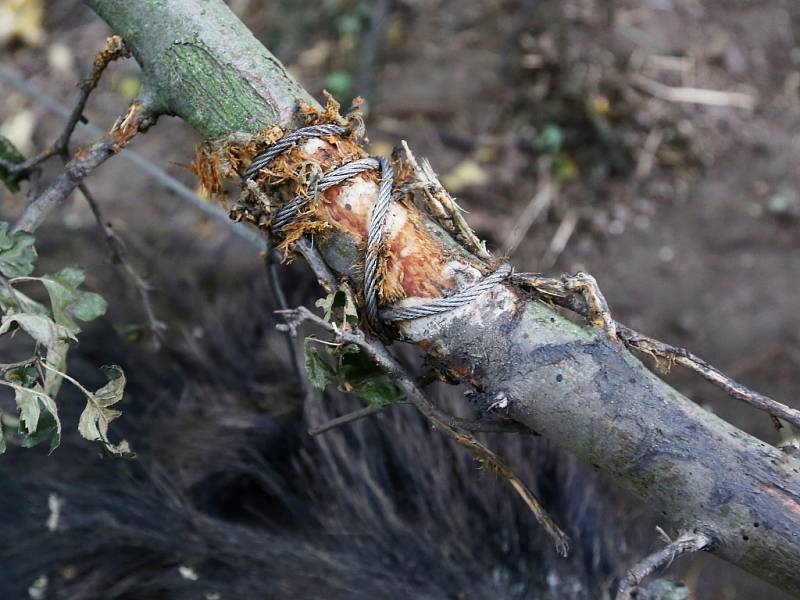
[12,101,156,234]
[616,531,712,600]
[294,236,337,293]
[309,401,406,436]
[0,64,266,251]
[310,400,535,437]
[505,155,558,255]
[265,247,304,386]
[400,141,492,260]
[277,306,570,555]
[615,322,799,430]
[1,36,130,179]
[541,209,578,269]
[513,273,800,430]
[78,182,166,346]
[630,73,756,110]
[354,0,392,108]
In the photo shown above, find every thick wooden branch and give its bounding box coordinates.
[86,1,800,595]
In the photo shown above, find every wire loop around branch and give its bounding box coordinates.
[244,124,510,331]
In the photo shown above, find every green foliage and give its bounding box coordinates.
[0,223,129,455]
[315,287,359,327]
[0,222,36,277]
[304,290,403,407]
[0,135,26,193]
[534,123,565,154]
[337,344,403,406]
[303,338,334,391]
[303,338,403,407]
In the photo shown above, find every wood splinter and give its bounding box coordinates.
[616,530,713,600]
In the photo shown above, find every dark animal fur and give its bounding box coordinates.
[0,231,631,599]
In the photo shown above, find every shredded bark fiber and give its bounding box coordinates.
[192,93,492,309]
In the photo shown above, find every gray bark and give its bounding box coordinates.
[86,0,800,595]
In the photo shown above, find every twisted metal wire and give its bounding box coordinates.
[364,156,394,326]
[380,263,512,322]
[271,158,380,232]
[243,123,349,180]
[246,124,510,328]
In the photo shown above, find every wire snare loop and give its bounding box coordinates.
[244,124,510,330]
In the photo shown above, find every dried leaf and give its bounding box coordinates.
[442,160,488,193]
[77,365,131,456]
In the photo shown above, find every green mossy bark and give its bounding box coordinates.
[86,0,316,137]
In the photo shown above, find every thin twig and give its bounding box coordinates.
[630,73,756,110]
[0,357,37,373]
[513,273,800,430]
[616,531,712,600]
[310,400,534,437]
[294,236,337,293]
[616,322,798,430]
[78,182,166,347]
[12,101,156,234]
[354,0,392,108]
[400,141,492,260]
[3,36,130,180]
[277,306,570,556]
[265,247,305,386]
[505,155,558,255]
[0,64,266,251]
[541,209,578,269]
[309,401,406,436]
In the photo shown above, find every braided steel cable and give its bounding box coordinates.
[246,124,510,329]
[243,123,349,180]
[364,156,394,326]
[380,263,512,322]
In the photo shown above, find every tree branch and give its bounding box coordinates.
[12,101,157,234]
[616,530,713,600]
[84,1,800,595]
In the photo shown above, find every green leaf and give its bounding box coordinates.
[303,338,334,391]
[315,288,358,326]
[77,365,132,457]
[20,410,61,452]
[337,347,403,406]
[350,378,403,407]
[0,369,61,451]
[0,420,5,454]
[0,313,76,348]
[39,267,107,333]
[0,221,37,277]
[0,286,48,316]
[0,137,26,193]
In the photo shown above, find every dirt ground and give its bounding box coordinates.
[1,0,799,598]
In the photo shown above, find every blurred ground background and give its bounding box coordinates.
[1,0,799,598]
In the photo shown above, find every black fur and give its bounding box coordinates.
[0,232,629,599]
